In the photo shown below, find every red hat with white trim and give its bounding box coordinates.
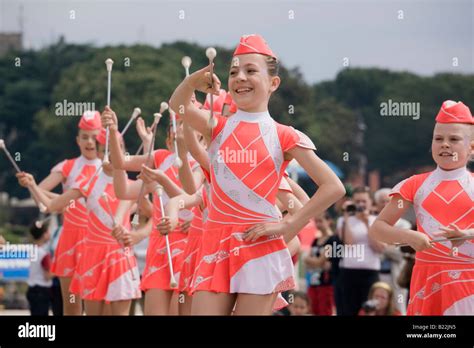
[78,111,101,130]
[435,100,473,124]
[224,92,237,114]
[233,34,277,59]
[96,128,107,145]
[96,127,122,145]
[203,90,238,115]
[203,89,227,113]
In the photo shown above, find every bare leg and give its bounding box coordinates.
[102,303,112,315]
[84,300,104,315]
[179,293,193,315]
[233,293,278,315]
[109,300,132,315]
[58,276,82,315]
[144,289,173,315]
[169,291,179,315]
[191,291,236,315]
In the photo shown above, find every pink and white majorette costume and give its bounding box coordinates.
[390,100,474,315]
[50,111,101,278]
[140,149,199,292]
[189,108,315,295]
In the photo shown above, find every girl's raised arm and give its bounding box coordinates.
[169,65,221,138]
[17,172,83,213]
[183,122,210,173]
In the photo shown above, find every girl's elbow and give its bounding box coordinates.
[183,187,195,195]
[368,221,381,239]
[169,98,181,115]
[114,189,127,200]
[332,181,346,200]
[113,158,125,170]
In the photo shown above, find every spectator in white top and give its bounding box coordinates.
[27,222,53,316]
[336,186,386,315]
[374,188,412,315]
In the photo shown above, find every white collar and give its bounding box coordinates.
[79,155,100,164]
[434,166,469,180]
[233,109,272,123]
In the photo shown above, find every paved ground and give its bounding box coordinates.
[0,309,30,315]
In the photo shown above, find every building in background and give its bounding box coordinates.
[0,33,22,56]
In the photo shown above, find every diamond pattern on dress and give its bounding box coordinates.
[422,181,473,227]
[247,192,262,204]
[228,190,240,202]
[448,270,461,279]
[416,288,425,299]
[431,282,441,293]
[216,250,229,262]
[203,254,216,264]
[194,276,204,287]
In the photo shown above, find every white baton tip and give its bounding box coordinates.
[132,107,141,118]
[105,58,114,71]
[154,113,162,122]
[181,56,192,68]
[160,102,169,113]
[155,185,163,196]
[206,47,217,60]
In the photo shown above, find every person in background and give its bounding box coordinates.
[358,281,401,316]
[397,245,416,309]
[47,218,64,316]
[374,188,411,315]
[0,235,5,245]
[304,212,339,315]
[288,291,312,316]
[27,222,53,316]
[333,199,354,315]
[337,187,386,315]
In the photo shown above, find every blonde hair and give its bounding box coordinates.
[368,281,397,315]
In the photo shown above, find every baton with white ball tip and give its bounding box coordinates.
[206,47,217,128]
[103,58,114,165]
[170,109,183,168]
[181,56,192,77]
[120,107,141,137]
[0,139,47,212]
[155,184,178,289]
[135,102,169,155]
